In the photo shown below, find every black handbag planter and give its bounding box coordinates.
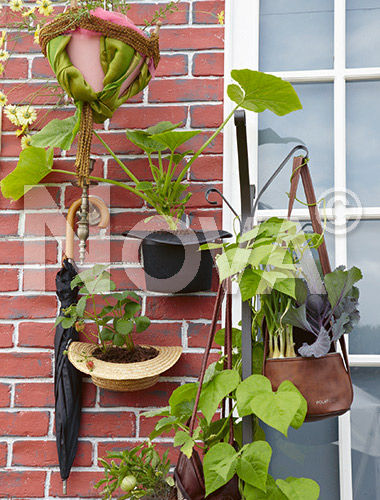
[123,230,231,293]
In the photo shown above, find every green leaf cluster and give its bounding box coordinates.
[95,441,174,500]
[55,265,150,352]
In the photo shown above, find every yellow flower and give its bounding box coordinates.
[0,49,9,62]
[9,0,24,12]
[0,63,4,74]
[0,31,6,49]
[16,105,37,126]
[4,105,20,126]
[36,0,53,16]
[15,125,27,136]
[34,25,41,44]
[21,134,32,150]
[0,92,8,107]
[217,10,224,25]
[22,6,36,17]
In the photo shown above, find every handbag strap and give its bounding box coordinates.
[287,156,350,373]
[188,279,234,443]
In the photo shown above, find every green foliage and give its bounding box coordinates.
[95,441,174,500]
[56,265,150,353]
[30,108,80,150]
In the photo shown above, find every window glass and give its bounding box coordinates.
[347,220,380,354]
[258,83,334,210]
[263,420,340,499]
[259,0,334,72]
[351,368,380,498]
[347,0,380,68]
[346,81,380,207]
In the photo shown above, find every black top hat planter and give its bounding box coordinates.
[123,229,232,294]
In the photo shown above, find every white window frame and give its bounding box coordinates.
[223,1,380,498]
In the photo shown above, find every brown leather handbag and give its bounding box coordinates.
[175,281,241,500]
[262,156,353,422]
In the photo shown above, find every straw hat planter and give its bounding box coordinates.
[68,342,182,391]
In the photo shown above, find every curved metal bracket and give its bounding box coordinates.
[205,187,241,232]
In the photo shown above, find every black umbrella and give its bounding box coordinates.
[55,258,82,494]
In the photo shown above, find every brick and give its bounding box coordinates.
[0,295,57,319]
[71,239,128,265]
[0,411,50,436]
[149,78,223,103]
[46,157,104,183]
[23,268,57,292]
[193,0,225,24]
[0,352,52,377]
[127,2,189,25]
[6,32,41,53]
[99,381,180,408]
[31,56,54,78]
[146,295,217,321]
[110,212,154,235]
[133,322,182,346]
[110,104,187,130]
[65,184,143,209]
[2,57,28,79]
[185,131,223,154]
[18,322,54,348]
[24,212,67,237]
[2,83,62,105]
[139,414,176,437]
[189,155,223,181]
[166,352,220,377]
[110,267,145,290]
[97,440,178,465]
[0,442,7,466]
[189,209,222,230]
[190,103,224,128]
[159,27,224,51]
[12,440,93,467]
[49,470,105,497]
[0,240,57,265]
[107,157,154,182]
[193,52,224,77]
[0,324,14,347]
[79,411,135,437]
[0,471,46,497]
[0,268,19,292]
[82,381,97,408]
[187,321,221,348]
[0,214,18,236]
[0,383,11,407]
[87,132,141,156]
[22,186,61,209]
[156,54,188,77]
[15,382,54,407]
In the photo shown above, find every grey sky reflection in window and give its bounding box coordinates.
[259,0,334,72]
[347,0,380,68]
[258,83,333,210]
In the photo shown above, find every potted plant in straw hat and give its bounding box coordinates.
[56,265,182,391]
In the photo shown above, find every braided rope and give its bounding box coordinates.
[75,102,93,187]
[39,10,160,68]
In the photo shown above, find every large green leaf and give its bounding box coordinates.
[1,146,54,201]
[227,70,302,116]
[236,441,272,491]
[150,130,201,152]
[236,375,272,417]
[126,129,166,153]
[276,477,320,500]
[203,443,238,497]
[30,109,80,150]
[244,475,288,500]
[324,266,362,309]
[277,381,307,430]
[135,316,150,333]
[146,121,181,135]
[173,430,196,458]
[115,319,133,335]
[199,370,240,424]
[169,383,198,417]
[216,247,252,281]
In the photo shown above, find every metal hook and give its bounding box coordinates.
[252,145,309,218]
[205,187,242,232]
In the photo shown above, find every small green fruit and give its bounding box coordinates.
[120,475,137,492]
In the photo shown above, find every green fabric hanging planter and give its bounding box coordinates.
[39,7,160,184]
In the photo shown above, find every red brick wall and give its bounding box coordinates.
[0,0,224,497]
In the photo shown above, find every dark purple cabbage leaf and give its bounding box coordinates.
[283,266,362,358]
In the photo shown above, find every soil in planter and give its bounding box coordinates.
[143,486,177,500]
[92,345,159,363]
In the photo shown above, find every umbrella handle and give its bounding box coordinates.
[65,195,109,261]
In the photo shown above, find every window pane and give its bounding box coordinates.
[351,368,380,498]
[347,0,380,68]
[346,81,380,207]
[263,419,340,499]
[258,83,334,210]
[259,0,334,72]
[347,221,380,354]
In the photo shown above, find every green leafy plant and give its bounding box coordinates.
[95,441,175,500]
[55,264,150,353]
[0,70,302,228]
[143,333,320,499]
